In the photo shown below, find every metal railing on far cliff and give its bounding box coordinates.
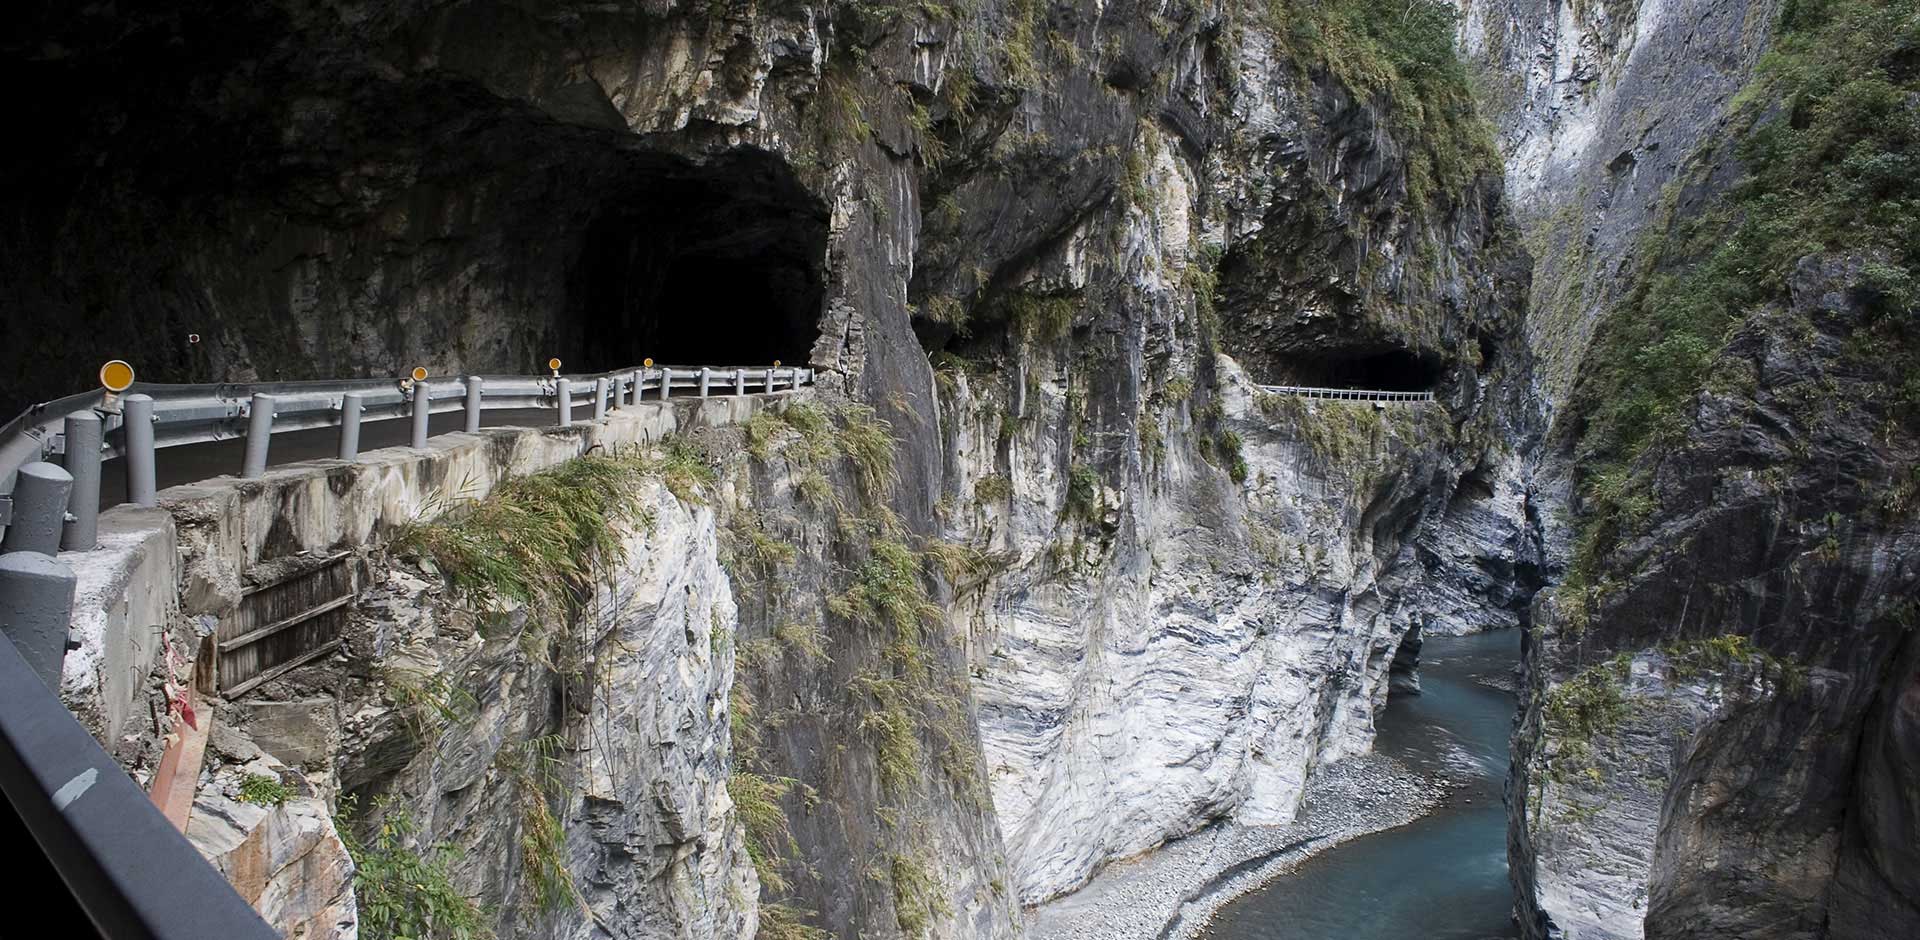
[1255,383,1436,403]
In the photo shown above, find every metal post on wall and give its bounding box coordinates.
[339,393,363,461]
[241,394,275,479]
[410,382,431,449]
[465,377,483,433]
[699,367,712,398]
[593,378,609,422]
[0,552,77,691]
[659,370,672,401]
[123,393,157,508]
[60,411,102,552]
[557,378,573,427]
[1,463,73,557]
[734,369,746,395]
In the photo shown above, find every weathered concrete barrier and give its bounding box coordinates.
[59,390,805,753]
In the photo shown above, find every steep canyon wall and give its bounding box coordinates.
[8,2,1546,938]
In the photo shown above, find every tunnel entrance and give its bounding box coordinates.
[1267,348,1444,392]
[561,148,828,370]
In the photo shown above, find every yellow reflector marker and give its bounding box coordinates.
[411,366,429,382]
[100,360,136,392]
[643,358,654,368]
[773,360,782,367]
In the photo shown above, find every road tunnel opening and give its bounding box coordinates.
[560,148,828,371]
[1267,347,1443,392]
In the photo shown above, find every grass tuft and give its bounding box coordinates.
[889,853,951,937]
[239,773,292,807]
[392,452,653,621]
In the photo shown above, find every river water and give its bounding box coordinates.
[1205,628,1522,940]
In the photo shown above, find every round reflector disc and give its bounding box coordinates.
[99,360,136,392]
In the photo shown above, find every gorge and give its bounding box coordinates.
[0,0,1914,939]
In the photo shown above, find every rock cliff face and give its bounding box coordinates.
[203,475,758,939]
[1456,0,1781,398]
[8,2,1547,938]
[917,16,1538,894]
[1460,0,1920,936]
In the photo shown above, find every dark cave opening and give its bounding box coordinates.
[561,149,828,371]
[1267,348,1444,392]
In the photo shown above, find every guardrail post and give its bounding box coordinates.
[659,370,672,401]
[60,412,102,552]
[764,368,774,392]
[557,378,573,427]
[734,368,746,396]
[339,393,364,461]
[1,463,73,557]
[697,367,710,397]
[241,394,275,479]
[465,376,483,432]
[0,552,77,690]
[593,378,609,421]
[123,393,157,508]
[410,382,431,449]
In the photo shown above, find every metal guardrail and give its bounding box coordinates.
[0,363,814,526]
[1255,384,1435,403]
[0,630,278,939]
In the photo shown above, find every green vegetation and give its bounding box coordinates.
[1259,393,1387,463]
[921,538,1002,590]
[815,60,874,147]
[342,797,492,940]
[759,903,832,940]
[393,450,658,621]
[1216,430,1249,483]
[730,770,798,892]
[1662,634,1807,692]
[853,671,926,796]
[999,0,1048,87]
[839,405,899,502]
[889,853,952,937]
[922,294,969,329]
[830,540,941,649]
[1569,0,1920,586]
[824,535,987,803]
[386,668,479,739]
[498,735,582,917]
[1543,656,1631,745]
[772,620,831,664]
[1540,654,1631,782]
[238,773,292,807]
[1254,0,1498,205]
[1064,464,1101,522]
[973,473,1013,503]
[729,512,798,576]
[1004,289,1077,345]
[649,436,720,503]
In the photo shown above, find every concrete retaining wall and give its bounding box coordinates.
[59,391,801,752]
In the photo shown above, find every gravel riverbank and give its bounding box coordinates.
[1028,753,1452,940]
